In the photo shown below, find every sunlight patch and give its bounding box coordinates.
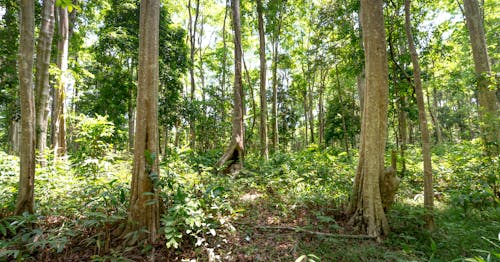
[240,192,262,202]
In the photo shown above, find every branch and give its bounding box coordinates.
[254,225,376,240]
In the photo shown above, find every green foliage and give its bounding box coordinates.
[324,97,360,147]
[0,151,17,215]
[68,114,122,177]
[159,151,233,250]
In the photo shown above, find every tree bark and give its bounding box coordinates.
[217,0,245,174]
[404,0,435,230]
[349,0,390,240]
[463,0,499,156]
[126,0,160,244]
[257,0,268,160]
[15,0,36,215]
[52,6,69,157]
[35,0,55,166]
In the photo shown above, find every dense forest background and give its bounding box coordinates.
[0,0,498,261]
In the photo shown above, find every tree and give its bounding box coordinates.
[269,0,284,152]
[15,0,36,215]
[404,0,434,230]
[52,6,69,157]
[462,0,499,156]
[126,0,160,243]
[349,0,390,239]
[257,0,268,160]
[217,0,244,173]
[35,0,56,165]
[187,0,200,149]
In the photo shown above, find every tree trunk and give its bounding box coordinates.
[257,0,268,160]
[398,96,407,173]
[318,69,326,146]
[349,0,390,240]
[35,0,55,166]
[463,0,499,156]
[308,73,315,144]
[188,0,200,149]
[335,64,350,155]
[128,87,135,152]
[404,0,435,230]
[52,6,69,157]
[431,87,443,143]
[217,0,244,174]
[15,0,36,215]
[126,0,160,244]
[271,19,282,153]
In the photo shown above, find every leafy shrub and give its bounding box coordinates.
[69,114,118,177]
[0,152,18,217]
[159,155,233,250]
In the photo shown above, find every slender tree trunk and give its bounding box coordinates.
[405,0,435,230]
[126,0,160,244]
[217,0,244,174]
[398,96,407,173]
[257,0,268,160]
[242,55,256,146]
[53,6,69,157]
[219,0,229,145]
[271,17,282,152]
[128,88,135,152]
[463,0,499,156]
[349,0,390,240]
[188,0,200,149]
[335,64,349,155]
[318,69,326,146]
[308,73,315,144]
[303,91,309,145]
[431,87,443,143]
[35,0,55,166]
[426,85,442,144]
[15,0,36,215]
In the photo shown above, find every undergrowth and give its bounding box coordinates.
[0,140,498,261]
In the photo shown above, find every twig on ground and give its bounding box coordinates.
[253,225,376,240]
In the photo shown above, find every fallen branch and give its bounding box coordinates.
[254,225,376,240]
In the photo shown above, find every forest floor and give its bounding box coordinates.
[1,140,499,261]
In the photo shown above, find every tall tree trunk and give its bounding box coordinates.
[53,6,69,157]
[128,87,135,152]
[318,69,326,146]
[463,0,499,156]
[431,87,443,143]
[242,55,256,146]
[335,64,350,155]
[126,0,160,244]
[426,84,442,144]
[219,0,229,146]
[271,16,282,152]
[308,73,315,144]
[404,0,435,230]
[35,0,55,166]
[217,0,244,174]
[398,96,408,173]
[15,0,36,215]
[257,0,268,160]
[188,0,200,149]
[349,0,390,240]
